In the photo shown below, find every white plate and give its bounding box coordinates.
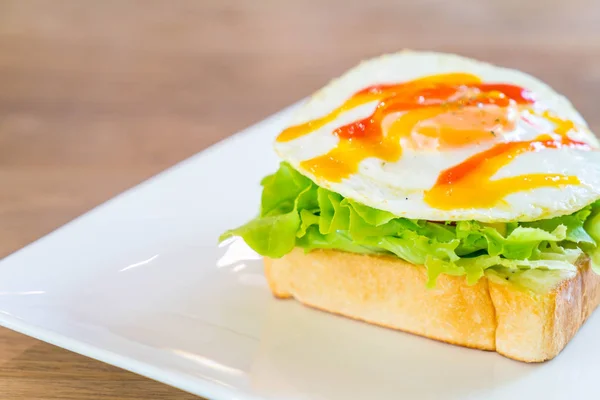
[0,101,598,400]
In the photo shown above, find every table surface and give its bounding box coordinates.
[1,0,599,398]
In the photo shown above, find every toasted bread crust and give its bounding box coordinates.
[264,248,600,362]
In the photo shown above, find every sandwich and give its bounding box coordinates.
[219,51,600,362]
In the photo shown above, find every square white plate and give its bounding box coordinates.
[0,101,598,400]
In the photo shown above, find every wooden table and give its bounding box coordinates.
[1,0,599,398]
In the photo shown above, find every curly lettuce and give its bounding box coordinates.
[220,162,600,286]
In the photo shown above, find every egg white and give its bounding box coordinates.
[274,51,600,222]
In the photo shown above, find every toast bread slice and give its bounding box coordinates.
[264,248,600,362]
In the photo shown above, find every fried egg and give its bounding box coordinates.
[274,51,600,222]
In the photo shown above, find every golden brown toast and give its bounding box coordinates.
[264,248,600,362]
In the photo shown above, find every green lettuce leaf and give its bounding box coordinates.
[220,162,600,285]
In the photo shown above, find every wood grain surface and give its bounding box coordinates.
[0,0,599,398]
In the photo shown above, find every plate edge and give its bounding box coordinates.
[0,312,264,400]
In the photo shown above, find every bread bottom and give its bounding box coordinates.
[264,248,600,362]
